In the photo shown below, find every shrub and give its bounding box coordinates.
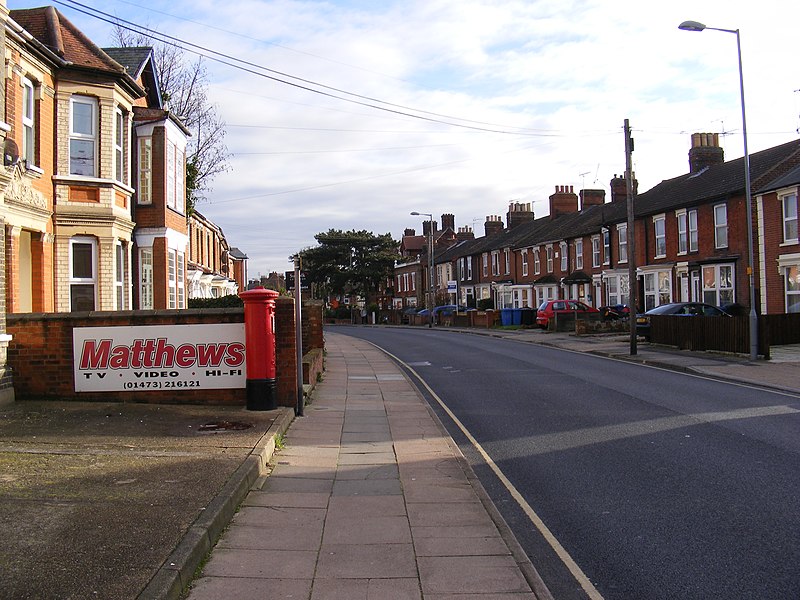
[188,295,244,309]
[477,298,494,310]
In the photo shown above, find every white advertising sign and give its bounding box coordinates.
[447,280,458,293]
[73,324,246,392]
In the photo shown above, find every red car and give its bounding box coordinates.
[536,299,599,329]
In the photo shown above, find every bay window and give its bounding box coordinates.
[69,237,96,311]
[69,96,97,176]
[702,264,734,306]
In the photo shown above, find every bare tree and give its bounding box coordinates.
[111,25,230,212]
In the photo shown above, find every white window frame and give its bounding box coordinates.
[115,241,127,310]
[491,251,500,276]
[785,265,800,313]
[138,137,152,204]
[503,248,510,275]
[643,270,672,311]
[653,215,666,258]
[782,193,798,243]
[592,236,600,268]
[688,209,699,252]
[166,140,185,214]
[534,249,540,275]
[177,250,185,308]
[546,245,553,273]
[714,204,728,249]
[482,253,488,277]
[69,236,97,311]
[575,239,583,270]
[560,242,568,272]
[22,78,35,166]
[617,224,628,264]
[139,247,153,310]
[702,263,735,306]
[677,209,688,255]
[114,107,125,184]
[69,96,97,177]
[466,257,472,280]
[602,229,611,265]
[521,250,529,277]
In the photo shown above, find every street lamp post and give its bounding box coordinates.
[679,20,759,360]
[411,211,435,327]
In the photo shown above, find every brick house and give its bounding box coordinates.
[755,164,800,314]
[103,47,192,310]
[2,8,59,314]
[630,134,800,313]
[10,7,144,312]
[187,209,240,299]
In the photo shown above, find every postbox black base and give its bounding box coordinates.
[246,378,277,411]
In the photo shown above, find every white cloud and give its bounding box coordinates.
[10,0,800,276]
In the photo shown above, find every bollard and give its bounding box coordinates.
[239,287,280,410]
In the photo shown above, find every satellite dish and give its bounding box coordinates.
[4,139,19,166]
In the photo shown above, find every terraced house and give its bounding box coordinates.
[399,133,800,317]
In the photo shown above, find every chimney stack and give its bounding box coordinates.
[403,228,416,237]
[456,226,475,241]
[580,189,605,210]
[422,219,439,236]
[689,132,724,174]
[610,174,637,203]
[549,185,579,218]
[484,215,504,237]
[441,213,455,231]
[506,201,534,229]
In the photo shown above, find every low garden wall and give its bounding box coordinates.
[6,298,324,407]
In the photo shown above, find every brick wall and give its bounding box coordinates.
[275,297,297,407]
[8,306,300,407]
[302,300,324,353]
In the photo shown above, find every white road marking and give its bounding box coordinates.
[372,343,606,600]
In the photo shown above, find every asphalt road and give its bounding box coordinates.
[336,326,800,600]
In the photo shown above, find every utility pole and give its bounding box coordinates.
[625,119,638,356]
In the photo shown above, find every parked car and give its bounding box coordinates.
[598,304,630,320]
[635,302,731,341]
[536,300,599,329]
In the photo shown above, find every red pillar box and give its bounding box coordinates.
[239,288,280,410]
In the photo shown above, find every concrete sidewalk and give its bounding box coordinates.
[187,331,551,600]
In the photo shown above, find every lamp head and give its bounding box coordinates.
[679,20,706,32]
[410,211,420,216]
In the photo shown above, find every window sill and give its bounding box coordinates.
[23,162,44,178]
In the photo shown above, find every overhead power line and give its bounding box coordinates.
[56,0,563,136]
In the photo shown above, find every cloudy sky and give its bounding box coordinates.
[10,0,800,278]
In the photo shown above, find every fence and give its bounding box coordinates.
[648,313,800,357]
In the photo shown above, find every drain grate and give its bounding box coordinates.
[198,420,253,432]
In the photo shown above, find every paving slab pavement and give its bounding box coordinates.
[186,332,552,600]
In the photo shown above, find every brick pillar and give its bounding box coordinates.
[302,300,324,352]
[274,297,297,407]
[31,232,54,312]
[5,225,20,313]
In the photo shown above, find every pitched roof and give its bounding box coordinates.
[101,47,152,78]
[11,7,143,96]
[103,46,163,108]
[229,247,248,260]
[757,163,800,194]
[635,138,800,216]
